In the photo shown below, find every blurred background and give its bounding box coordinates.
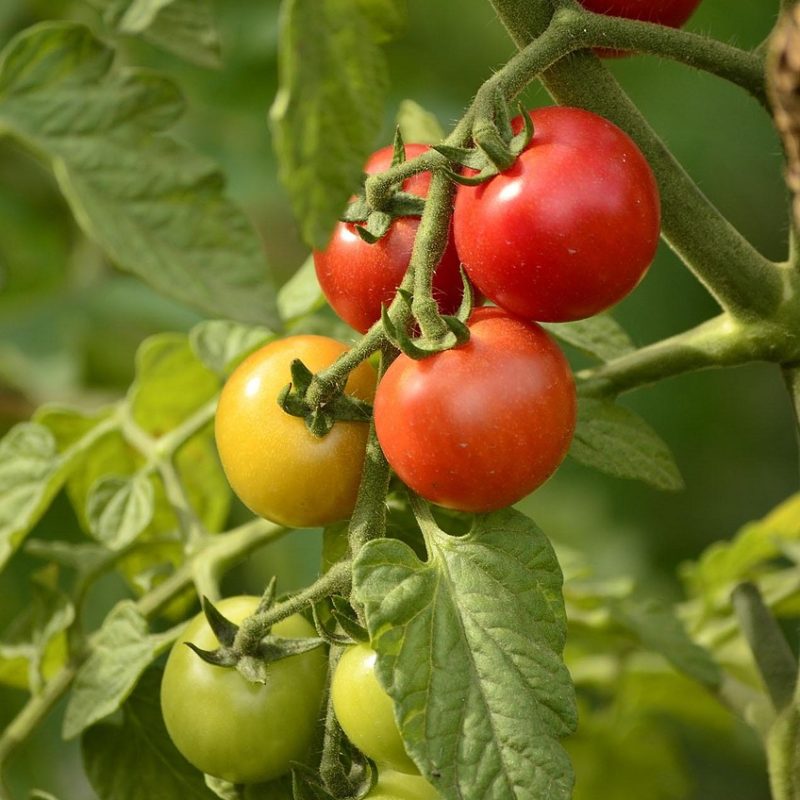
[0,0,793,798]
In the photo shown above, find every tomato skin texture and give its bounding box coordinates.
[578,0,701,29]
[314,144,464,334]
[331,644,418,775]
[214,336,376,528]
[453,106,660,322]
[373,310,576,512]
[365,770,441,800]
[160,596,326,784]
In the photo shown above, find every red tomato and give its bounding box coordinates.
[314,144,464,334]
[453,107,660,322]
[373,308,576,513]
[578,0,701,29]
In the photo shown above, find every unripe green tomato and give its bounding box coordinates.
[365,769,440,799]
[160,596,326,784]
[331,643,418,774]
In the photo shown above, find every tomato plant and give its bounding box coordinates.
[364,769,441,800]
[453,106,660,322]
[214,335,376,528]
[160,596,326,784]
[331,643,418,775]
[374,308,577,512]
[313,144,464,334]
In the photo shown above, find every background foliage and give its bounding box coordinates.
[0,0,792,798]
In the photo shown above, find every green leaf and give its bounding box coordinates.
[86,474,156,549]
[129,333,218,433]
[354,507,576,800]
[0,422,82,570]
[541,313,634,362]
[570,398,683,491]
[271,0,401,248]
[64,602,179,740]
[190,320,276,377]
[681,493,800,602]
[277,256,326,323]
[395,99,445,145]
[103,0,222,68]
[0,23,278,326]
[610,596,721,688]
[0,565,74,692]
[82,668,217,800]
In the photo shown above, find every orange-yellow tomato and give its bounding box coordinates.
[214,335,376,528]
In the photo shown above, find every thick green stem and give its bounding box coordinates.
[577,314,797,397]
[767,706,800,800]
[489,0,784,321]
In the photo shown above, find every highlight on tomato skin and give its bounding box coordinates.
[313,143,465,334]
[453,106,661,323]
[373,308,577,514]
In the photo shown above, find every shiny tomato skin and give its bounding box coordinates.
[364,770,441,800]
[453,106,660,322]
[331,644,418,775]
[314,144,464,334]
[578,0,701,29]
[373,310,576,512]
[160,596,327,784]
[214,336,376,528]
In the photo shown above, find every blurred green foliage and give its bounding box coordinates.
[0,1,791,798]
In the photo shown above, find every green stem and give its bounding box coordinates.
[577,314,796,398]
[489,1,784,321]
[783,364,800,479]
[767,706,800,800]
[233,561,352,654]
[319,643,350,796]
[155,398,217,456]
[410,170,457,340]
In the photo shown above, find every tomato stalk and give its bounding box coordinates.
[577,313,800,398]
[489,0,785,323]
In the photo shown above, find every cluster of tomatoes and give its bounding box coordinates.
[159,0,705,792]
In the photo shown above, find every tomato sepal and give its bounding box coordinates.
[277,358,373,438]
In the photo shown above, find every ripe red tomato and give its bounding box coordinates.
[578,0,701,29]
[314,144,464,334]
[373,308,576,513]
[453,106,660,322]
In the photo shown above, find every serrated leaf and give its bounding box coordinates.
[108,0,222,68]
[82,667,217,800]
[570,399,683,491]
[277,256,326,323]
[542,313,634,362]
[0,422,83,570]
[0,23,277,326]
[354,507,576,800]
[86,474,155,549]
[189,320,276,377]
[610,597,721,688]
[271,0,400,249]
[395,99,444,145]
[64,602,179,739]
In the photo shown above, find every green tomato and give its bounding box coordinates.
[365,769,440,800]
[331,643,417,774]
[160,596,326,784]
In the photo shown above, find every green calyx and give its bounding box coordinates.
[436,98,534,184]
[278,357,372,438]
